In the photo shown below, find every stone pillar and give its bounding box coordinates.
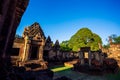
[88,51,91,66]
[79,51,84,65]
[62,52,65,59]
[0,0,29,57]
[57,50,60,60]
[25,43,30,61]
[96,52,100,61]
[38,39,45,61]
[39,45,44,61]
[22,36,30,61]
[100,52,103,64]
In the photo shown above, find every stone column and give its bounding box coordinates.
[22,36,30,61]
[88,51,91,66]
[38,39,45,61]
[100,52,103,64]
[24,43,30,61]
[79,51,84,65]
[38,45,43,61]
[56,50,59,57]
[96,52,100,61]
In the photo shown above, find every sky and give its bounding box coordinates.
[16,0,120,45]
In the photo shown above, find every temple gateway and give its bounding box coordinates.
[11,22,47,70]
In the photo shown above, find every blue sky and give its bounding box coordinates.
[16,0,120,44]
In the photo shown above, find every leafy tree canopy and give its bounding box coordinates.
[103,44,110,49]
[68,28,102,51]
[60,40,72,51]
[109,34,120,44]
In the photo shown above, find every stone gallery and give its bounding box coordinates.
[11,22,77,69]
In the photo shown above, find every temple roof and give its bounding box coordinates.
[22,22,46,40]
[46,36,52,43]
[53,40,60,50]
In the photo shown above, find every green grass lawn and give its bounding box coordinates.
[51,65,120,80]
[53,69,107,80]
[51,66,72,72]
[106,70,120,80]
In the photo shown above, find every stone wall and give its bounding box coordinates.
[0,0,29,57]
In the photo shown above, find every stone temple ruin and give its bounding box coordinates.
[12,22,47,70]
[43,37,61,61]
[44,37,77,63]
[73,47,119,74]
[12,22,76,69]
[79,47,104,66]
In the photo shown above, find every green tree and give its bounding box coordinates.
[113,36,120,44]
[103,44,110,49]
[60,40,72,51]
[68,28,102,51]
[110,34,120,44]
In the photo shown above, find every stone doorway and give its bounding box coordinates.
[11,48,20,56]
[84,52,89,64]
[43,50,49,61]
[79,47,91,66]
[84,52,88,58]
[30,46,39,60]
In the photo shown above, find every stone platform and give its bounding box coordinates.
[64,59,79,67]
[16,60,48,71]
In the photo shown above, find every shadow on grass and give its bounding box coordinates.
[49,65,64,69]
[106,69,120,80]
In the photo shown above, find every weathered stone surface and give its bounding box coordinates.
[11,22,48,71]
[102,37,120,67]
[44,36,53,50]
[23,22,45,40]
[0,0,29,56]
[0,0,31,80]
[73,58,119,75]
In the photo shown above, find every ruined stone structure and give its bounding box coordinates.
[13,23,70,67]
[79,47,104,66]
[74,47,119,74]
[12,22,48,70]
[0,1,55,80]
[0,0,29,57]
[43,36,53,60]
[107,37,120,66]
[22,22,46,61]
[44,36,53,51]
[44,38,78,62]
[44,39,76,62]
[44,39,61,61]
[12,23,84,69]
[101,37,120,65]
[109,36,120,52]
[53,40,61,59]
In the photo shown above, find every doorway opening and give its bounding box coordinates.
[30,46,38,60]
[11,48,20,56]
[43,50,49,61]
